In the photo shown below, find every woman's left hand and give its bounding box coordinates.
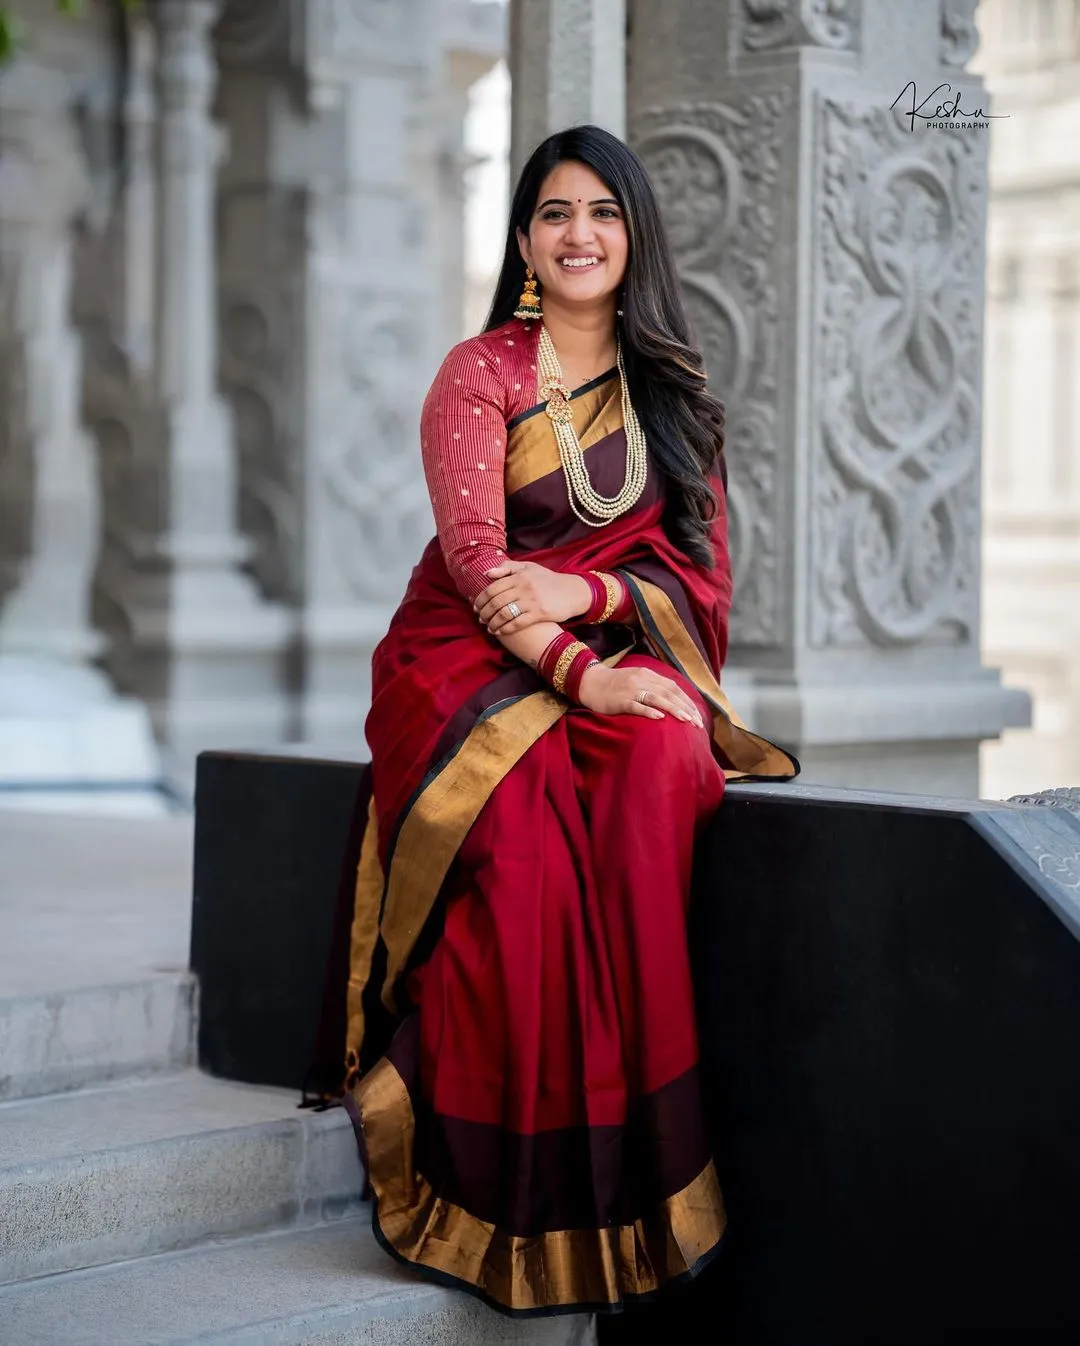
[473,561,591,636]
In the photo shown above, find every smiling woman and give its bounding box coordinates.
[332,124,798,1322]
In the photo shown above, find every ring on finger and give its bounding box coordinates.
[637,689,650,704]
[505,600,521,619]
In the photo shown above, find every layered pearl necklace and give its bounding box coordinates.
[537,322,649,526]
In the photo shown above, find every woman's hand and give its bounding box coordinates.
[474,561,592,635]
[577,664,706,728]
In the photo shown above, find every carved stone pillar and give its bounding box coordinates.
[626,0,1029,794]
[509,0,626,177]
[133,0,290,782]
[0,3,159,804]
[214,0,448,748]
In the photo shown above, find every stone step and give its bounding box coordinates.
[0,1071,360,1286]
[0,808,195,1102]
[0,1217,594,1345]
[0,972,196,1102]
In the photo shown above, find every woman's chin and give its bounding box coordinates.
[543,282,619,310]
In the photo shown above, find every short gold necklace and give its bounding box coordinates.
[537,322,648,526]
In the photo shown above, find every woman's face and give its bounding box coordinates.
[517,160,629,313]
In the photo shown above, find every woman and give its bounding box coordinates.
[340,125,797,1319]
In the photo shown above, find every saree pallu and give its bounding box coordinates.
[344,371,797,1318]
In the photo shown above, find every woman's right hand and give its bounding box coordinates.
[576,663,706,728]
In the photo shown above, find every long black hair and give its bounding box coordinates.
[485,125,725,569]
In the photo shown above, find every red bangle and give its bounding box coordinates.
[537,631,576,684]
[564,649,600,702]
[578,571,609,623]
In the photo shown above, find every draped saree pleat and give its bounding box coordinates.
[342,365,798,1318]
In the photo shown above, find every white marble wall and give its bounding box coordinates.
[976,0,1080,797]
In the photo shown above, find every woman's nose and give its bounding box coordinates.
[562,208,595,246]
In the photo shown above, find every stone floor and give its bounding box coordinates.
[0,807,193,996]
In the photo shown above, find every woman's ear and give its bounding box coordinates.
[515,226,532,270]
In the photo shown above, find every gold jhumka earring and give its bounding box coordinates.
[513,266,542,321]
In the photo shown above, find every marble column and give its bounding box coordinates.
[509,0,625,177]
[624,0,1029,794]
[0,2,159,805]
[440,1,506,348]
[143,0,289,782]
[214,0,455,749]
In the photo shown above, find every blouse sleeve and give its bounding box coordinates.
[420,340,509,604]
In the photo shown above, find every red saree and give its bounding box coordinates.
[343,322,797,1318]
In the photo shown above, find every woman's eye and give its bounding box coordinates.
[595,208,619,219]
[541,210,567,221]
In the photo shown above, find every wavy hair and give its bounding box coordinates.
[485,125,726,569]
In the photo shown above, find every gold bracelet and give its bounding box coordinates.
[587,570,620,623]
[551,639,590,695]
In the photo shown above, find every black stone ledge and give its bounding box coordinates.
[659,779,1080,1346]
[190,749,370,1093]
[191,752,1080,1346]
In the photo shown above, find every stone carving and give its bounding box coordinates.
[320,287,433,602]
[1007,787,1080,818]
[741,0,857,52]
[991,793,1080,911]
[1033,841,1080,894]
[217,183,309,605]
[940,0,979,69]
[811,96,984,648]
[219,287,302,605]
[633,92,792,646]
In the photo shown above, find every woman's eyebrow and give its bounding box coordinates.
[535,197,621,210]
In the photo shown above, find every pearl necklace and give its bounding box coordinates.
[537,322,649,526]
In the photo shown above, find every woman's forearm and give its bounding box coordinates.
[492,620,565,671]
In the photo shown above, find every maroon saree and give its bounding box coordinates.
[343,366,797,1317]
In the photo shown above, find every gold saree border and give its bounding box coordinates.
[504,376,623,495]
[346,647,635,1060]
[623,573,798,782]
[373,649,631,1024]
[345,793,386,1061]
[377,688,567,1011]
[353,1054,726,1314]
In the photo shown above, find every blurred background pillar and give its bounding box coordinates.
[131,0,290,787]
[214,0,500,749]
[624,0,1030,794]
[510,0,625,177]
[977,0,1080,798]
[0,0,159,808]
[439,4,506,355]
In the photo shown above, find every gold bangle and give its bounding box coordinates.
[587,570,620,623]
[551,639,590,695]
